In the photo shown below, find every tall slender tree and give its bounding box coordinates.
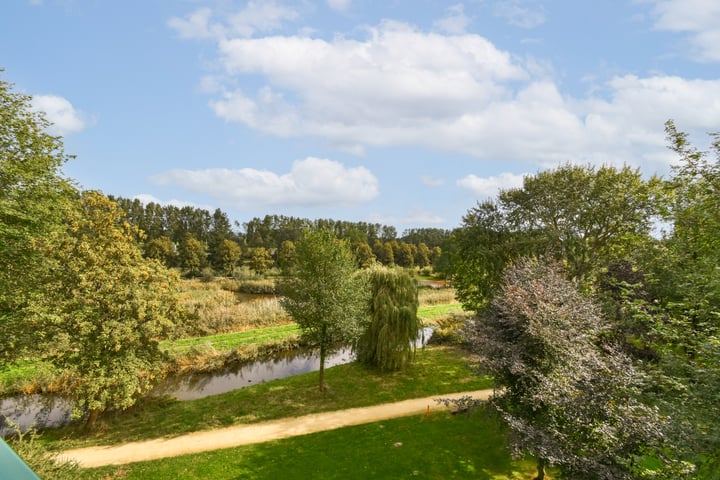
[279,229,369,391]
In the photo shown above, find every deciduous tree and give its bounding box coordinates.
[215,239,242,276]
[466,258,664,479]
[28,191,184,427]
[279,229,369,391]
[356,267,420,371]
[178,233,206,277]
[0,74,75,360]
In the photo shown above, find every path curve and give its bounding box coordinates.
[59,389,492,468]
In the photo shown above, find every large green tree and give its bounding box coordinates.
[279,229,369,391]
[634,121,720,477]
[177,233,206,277]
[214,239,242,276]
[28,191,184,427]
[0,74,75,360]
[454,164,662,312]
[356,267,420,371]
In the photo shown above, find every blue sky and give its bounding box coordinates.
[2,0,719,233]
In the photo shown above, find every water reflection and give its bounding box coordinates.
[153,347,354,401]
[0,394,72,436]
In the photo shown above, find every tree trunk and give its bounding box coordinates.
[319,341,326,392]
[534,457,546,480]
[86,408,100,430]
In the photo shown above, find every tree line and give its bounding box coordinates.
[109,198,447,276]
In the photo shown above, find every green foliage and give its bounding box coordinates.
[214,238,242,276]
[467,258,666,479]
[454,164,662,313]
[5,423,79,480]
[356,267,420,371]
[0,74,75,360]
[178,233,207,277]
[27,191,184,426]
[143,235,176,267]
[248,247,273,275]
[279,229,370,390]
[630,121,720,477]
[351,241,376,268]
[276,239,297,271]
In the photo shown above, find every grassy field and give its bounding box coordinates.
[161,324,301,356]
[80,410,538,480]
[43,346,489,449]
[418,303,464,322]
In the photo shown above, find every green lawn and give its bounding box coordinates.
[80,410,537,480]
[418,303,464,321]
[161,324,300,355]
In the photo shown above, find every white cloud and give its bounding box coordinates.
[327,0,351,12]
[167,7,217,39]
[494,0,546,29]
[149,157,379,208]
[434,4,471,34]
[649,0,720,62]
[457,172,526,199]
[30,94,87,135]
[168,1,298,40]
[177,16,720,173]
[133,194,202,210]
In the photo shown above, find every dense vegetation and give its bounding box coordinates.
[447,126,720,478]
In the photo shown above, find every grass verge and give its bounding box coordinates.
[161,324,300,356]
[42,346,489,449]
[418,303,464,322]
[80,409,537,480]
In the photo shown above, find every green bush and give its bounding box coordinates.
[236,279,277,294]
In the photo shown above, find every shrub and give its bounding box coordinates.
[4,422,79,480]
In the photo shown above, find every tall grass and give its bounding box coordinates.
[178,279,290,336]
[418,287,457,306]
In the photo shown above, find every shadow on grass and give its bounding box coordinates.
[82,408,538,480]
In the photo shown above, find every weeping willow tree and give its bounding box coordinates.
[356,267,421,371]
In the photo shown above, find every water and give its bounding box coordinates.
[0,327,433,433]
[152,347,355,401]
[0,394,73,436]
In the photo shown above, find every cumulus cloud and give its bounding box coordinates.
[168,1,298,40]
[30,94,87,135]
[457,172,526,199]
[494,0,546,29]
[149,157,379,208]
[649,0,720,62]
[173,12,720,173]
[434,4,471,34]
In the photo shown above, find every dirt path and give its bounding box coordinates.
[59,389,492,468]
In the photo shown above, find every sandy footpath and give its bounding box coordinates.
[59,389,492,468]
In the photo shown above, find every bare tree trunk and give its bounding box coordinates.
[86,408,100,430]
[534,457,546,480]
[319,341,326,392]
